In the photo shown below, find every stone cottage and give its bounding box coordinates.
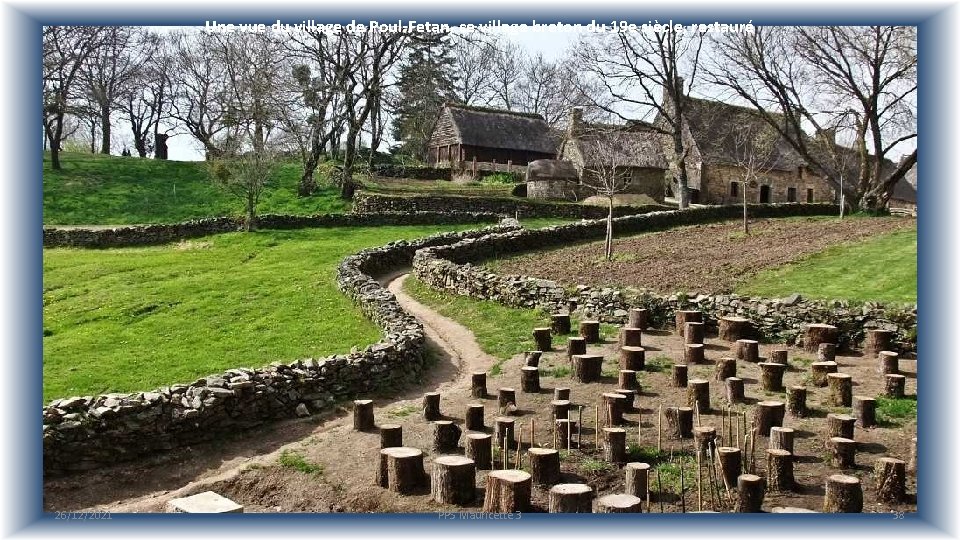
[425,103,559,167]
[888,162,917,213]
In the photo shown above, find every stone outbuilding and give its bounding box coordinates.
[526,159,581,200]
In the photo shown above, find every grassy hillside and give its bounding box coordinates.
[736,226,917,303]
[43,152,350,225]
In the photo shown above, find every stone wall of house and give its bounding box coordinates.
[42,223,519,476]
[702,164,836,205]
[43,212,502,249]
[353,192,665,219]
[411,203,916,352]
[526,178,582,201]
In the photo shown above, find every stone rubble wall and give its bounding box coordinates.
[412,203,917,353]
[43,211,502,249]
[42,223,519,476]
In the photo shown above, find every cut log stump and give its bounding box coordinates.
[878,351,900,375]
[495,417,516,448]
[753,401,785,438]
[628,308,649,330]
[817,343,837,363]
[572,354,603,383]
[810,361,838,387]
[823,474,863,513]
[826,413,856,440]
[533,327,552,352]
[523,350,542,367]
[528,448,561,486]
[431,455,476,505]
[380,424,402,449]
[735,474,766,513]
[554,419,576,450]
[422,392,441,421]
[483,470,531,513]
[684,343,705,365]
[827,373,853,407]
[884,374,906,398]
[618,369,638,390]
[567,337,586,361]
[465,433,492,470]
[551,399,571,420]
[693,426,717,456]
[620,346,645,371]
[685,322,705,345]
[688,379,710,413]
[725,377,745,404]
[498,388,517,415]
[769,427,795,453]
[554,387,571,401]
[619,326,643,347]
[715,357,736,381]
[548,483,594,513]
[624,462,651,499]
[719,316,752,342]
[865,329,895,358]
[665,406,694,439]
[465,403,485,432]
[672,364,688,388]
[579,320,601,344]
[353,399,375,432]
[603,427,627,465]
[736,339,760,363]
[852,396,876,428]
[828,437,857,468]
[769,349,789,366]
[804,323,839,353]
[675,310,703,337]
[471,371,487,399]
[595,493,644,513]
[601,392,627,426]
[718,447,742,490]
[376,447,427,495]
[766,449,795,492]
[759,362,786,392]
[551,313,571,336]
[432,421,462,454]
[520,366,540,393]
[874,457,907,503]
[787,386,807,418]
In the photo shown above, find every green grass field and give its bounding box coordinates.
[42,224,487,402]
[43,152,350,225]
[736,226,917,303]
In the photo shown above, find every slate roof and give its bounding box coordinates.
[891,163,917,203]
[526,159,579,181]
[571,121,668,170]
[444,104,560,154]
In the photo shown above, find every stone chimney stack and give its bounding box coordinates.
[817,128,837,145]
[567,108,583,139]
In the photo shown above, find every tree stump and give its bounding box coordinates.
[523,350,542,367]
[555,419,576,449]
[615,389,637,411]
[548,483,594,513]
[817,342,837,363]
[864,329,895,358]
[725,377,745,404]
[422,392,441,421]
[432,421,462,454]
[684,344,705,365]
[878,351,899,375]
[619,326,643,347]
[465,403,485,432]
[769,349,788,366]
[579,320,601,344]
[431,455,476,505]
[628,308,649,330]
[353,399,375,431]
[828,437,857,468]
[688,379,710,413]
[884,374,906,399]
[804,323,839,353]
[465,433,492,470]
[719,316,752,342]
[693,426,717,456]
[572,354,603,383]
[717,447,742,490]
[766,449,795,492]
[786,386,807,418]
[470,371,487,399]
[769,427,795,453]
[735,474,766,513]
[852,396,876,428]
[735,339,760,363]
[533,327,552,352]
[377,447,427,494]
[675,310,703,337]
[759,362,786,392]
[810,361,838,387]
[624,462,651,499]
[520,367,540,393]
[603,427,627,464]
[620,346,645,371]
[551,313,571,336]
[602,392,627,426]
[567,337,587,361]
[595,493,644,513]
[908,437,917,476]
[826,413,856,440]
[618,369,638,390]
[665,406,694,439]
[498,388,517,415]
[528,447,561,486]
[483,470,531,513]
[827,373,853,407]
[685,322,705,345]
[715,357,737,381]
[495,417,516,448]
[551,399,571,420]
[380,424,402,449]
[874,457,906,503]
[823,474,863,513]
[753,401,785,438]
[672,364,689,388]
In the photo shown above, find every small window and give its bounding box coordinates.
[730,182,739,198]
[787,187,797,203]
[759,185,771,203]
[806,188,814,203]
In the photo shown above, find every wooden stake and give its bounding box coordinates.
[577,405,583,449]
[695,402,702,428]
[657,469,664,513]
[657,404,663,452]
[679,456,686,513]
[594,405,600,449]
[515,426,523,469]
[553,419,558,450]
[531,419,536,448]
[697,447,703,511]
[502,439,507,470]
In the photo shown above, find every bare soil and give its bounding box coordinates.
[43,272,917,514]
[487,217,915,294]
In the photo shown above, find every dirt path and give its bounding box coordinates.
[43,272,495,513]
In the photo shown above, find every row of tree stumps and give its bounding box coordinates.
[362,309,912,513]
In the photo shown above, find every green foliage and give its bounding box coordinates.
[653,455,698,495]
[387,405,419,418]
[627,444,668,463]
[43,152,350,225]
[391,36,456,157]
[876,396,917,425]
[278,450,324,475]
[737,226,917,303]
[579,457,613,474]
[542,366,571,378]
[480,173,520,185]
[42,224,479,401]
[646,356,674,373]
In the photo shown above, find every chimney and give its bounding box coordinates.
[567,108,583,138]
[817,128,837,145]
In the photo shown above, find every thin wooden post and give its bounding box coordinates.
[595,405,600,449]
[657,404,663,452]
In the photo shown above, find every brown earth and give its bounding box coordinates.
[43,272,917,514]
[486,216,915,294]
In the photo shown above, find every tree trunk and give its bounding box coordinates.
[766,449,795,492]
[431,455,476,505]
[377,447,426,494]
[465,433,492,470]
[735,474,765,513]
[352,399,374,431]
[483,470,532,513]
[380,424,402,448]
[624,462,651,499]
[497,388,517,415]
[619,327,643,348]
[422,392,441,421]
[244,192,257,232]
[603,428,627,465]
[100,106,112,155]
[548,483,594,513]
[605,196,614,260]
[828,437,857,468]
[528,448,561,486]
[431,421,462,454]
[874,457,907,503]
[823,474,863,513]
[595,493,644,513]
[810,361,838,387]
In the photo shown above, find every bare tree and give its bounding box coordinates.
[119,31,172,158]
[168,31,229,160]
[729,121,778,234]
[209,136,277,232]
[575,26,705,209]
[488,38,524,111]
[450,34,497,105]
[43,26,105,169]
[707,26,917,211]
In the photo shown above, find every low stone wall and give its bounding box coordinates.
[42,222,519,476]
[42,211,501,249]
[353,191,666,219]
[412,203,917,352]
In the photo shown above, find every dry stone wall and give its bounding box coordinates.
[42,223,519,476]
[412,203,917,352]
